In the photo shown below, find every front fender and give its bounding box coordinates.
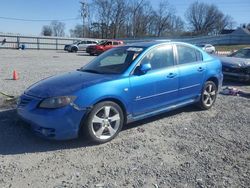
[73,77,132,115]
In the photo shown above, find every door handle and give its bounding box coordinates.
[197,67,204,72]
[167,73,177,78]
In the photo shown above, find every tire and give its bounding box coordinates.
[89,53,94,56]
[71,47,78,53]
[83,101,124,143]
[198,81,218,110]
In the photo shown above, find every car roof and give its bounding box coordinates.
[104,39,123,42]
[125,41,194,48]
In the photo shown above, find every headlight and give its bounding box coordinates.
[39,96,76,109]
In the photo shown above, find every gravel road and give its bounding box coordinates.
[0,50,249,188]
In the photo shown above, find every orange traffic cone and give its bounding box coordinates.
[13,70,19,80]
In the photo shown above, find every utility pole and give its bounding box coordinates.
[80,0,88,38]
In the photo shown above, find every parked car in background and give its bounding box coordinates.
[218,47,250,82]
[17,41,222,143]
[86,40,123,55]
[64,40,80,51]
[66,40,98,52]
[197,44,216,54]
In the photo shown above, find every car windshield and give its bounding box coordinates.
[98,40,108,45]
[79,46,145,74]
[228,49,250,58]
[73,41,80,44]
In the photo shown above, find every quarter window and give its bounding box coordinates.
[140,45,174,70]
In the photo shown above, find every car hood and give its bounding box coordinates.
[25,71,118,98]
[219,56,250,68]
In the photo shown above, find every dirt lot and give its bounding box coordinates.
[0,50,249,188]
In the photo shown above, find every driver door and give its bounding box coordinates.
[129,44,178,116]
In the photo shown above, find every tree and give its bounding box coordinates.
[154,1,174,37]
[185,1,234,35]
[110,0,128,38]
[50,21,65,37]
[70,24,84,38]
[41,25,52,36]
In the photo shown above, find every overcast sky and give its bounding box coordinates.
[0,0,249,36]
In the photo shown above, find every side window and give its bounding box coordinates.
[140,45,174,70]
[177,45,198,64]
[113,42,119,45]
[87,41,92,44]
[106,41,112,45]
[80,41,86,44]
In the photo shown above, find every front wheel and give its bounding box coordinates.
[198,81,217,110]
[83,101,124,143]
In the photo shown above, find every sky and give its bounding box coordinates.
[0,0,249,36]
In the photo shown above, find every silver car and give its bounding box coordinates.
[197,44,216,54]
[67,40,98,52]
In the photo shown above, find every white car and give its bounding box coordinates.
[197,44,216,54]
[67,40,98,52]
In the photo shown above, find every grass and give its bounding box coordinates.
[215,45,250,51]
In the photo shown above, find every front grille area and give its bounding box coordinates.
[222,66,249,74]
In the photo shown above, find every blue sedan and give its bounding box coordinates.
[17,42,223,143]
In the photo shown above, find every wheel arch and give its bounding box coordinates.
[95,97,128,124]
[206,76,219,89]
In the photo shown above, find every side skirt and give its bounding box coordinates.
[126,98,199,123]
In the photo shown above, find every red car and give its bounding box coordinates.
[86,40,123,55]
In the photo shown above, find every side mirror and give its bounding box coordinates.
[135,63,151,75]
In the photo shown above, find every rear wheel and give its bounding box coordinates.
[198,81,217,110]
[83,101,124,143]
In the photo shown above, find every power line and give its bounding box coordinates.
[0,16,80,22]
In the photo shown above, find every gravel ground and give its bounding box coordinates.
[0,49,250,188]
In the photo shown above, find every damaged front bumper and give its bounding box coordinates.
[17,94,87,140]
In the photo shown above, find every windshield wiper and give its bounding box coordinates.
[77,69,101,74]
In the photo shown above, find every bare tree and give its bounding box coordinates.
[50,21,65,37]
[92,0,114,38]
[110,0,128,38]
[169,16,184,35]
[70,24,84,38]
[72,0,235,38]
[154,1,174,37]
[41,25,52,36]
[185,1,234,35]
[130,0,146,38]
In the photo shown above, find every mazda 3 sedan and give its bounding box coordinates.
[17,42,223,143]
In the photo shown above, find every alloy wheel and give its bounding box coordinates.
[202,83,217,107]
[91,106,121,140]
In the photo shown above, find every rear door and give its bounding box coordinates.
[175,44,205,101]
[78,41,86,51]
